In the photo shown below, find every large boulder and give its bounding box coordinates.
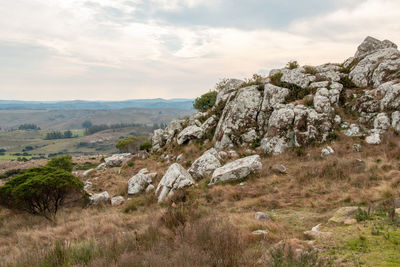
[177,125,204,145]
[349,37,400,88]
[188,148,222,180]
[155,163,195,203]
[215,79,245,106]
[209,155,262,185]
[128,168,157,195]
[104,153,132,167]
[214,85,263,149]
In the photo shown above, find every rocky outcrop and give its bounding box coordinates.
[128,169,157,195]
[151,36,400,155]
[155,163,195,203]
[188,148,222,180]
[209,155,262,185]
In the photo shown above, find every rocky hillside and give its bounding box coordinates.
[152,36,400,154]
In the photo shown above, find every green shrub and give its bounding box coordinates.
[304,66,317,75]
[328,131,339,141]
[287,60,299,69]
[355,207,372,222]
[47,155,73,172]
[0,166,84,220]
[241,74,264,90]
[270,72,283,86]
[139,141,152,151]
[339,76,356,88]
[115,136,148,153]
[193,91,218,112]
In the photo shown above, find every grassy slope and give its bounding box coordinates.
[0,130,399,266]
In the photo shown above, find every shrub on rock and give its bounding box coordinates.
[193,91,217,112]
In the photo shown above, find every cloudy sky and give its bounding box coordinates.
[1,0,399,101]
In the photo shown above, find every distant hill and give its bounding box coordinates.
[0,98,194,110]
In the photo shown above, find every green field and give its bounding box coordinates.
[0,127,149,160]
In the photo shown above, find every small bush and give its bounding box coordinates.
[355,207,372,222]
[295,147,304,157]
[286,60,299,69]
[0,166,84,220]
[47,155,73,172]
[270,72,283,86]
[139,141,152,151]
[304,66,317,75]
[328,131,339,141]
[193,91,218,112]
[241,74,264,90]
[339,76,356,88]
[115,136,148,153]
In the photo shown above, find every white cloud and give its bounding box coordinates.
[0,0,399,100]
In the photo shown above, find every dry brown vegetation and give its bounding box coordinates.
[0,130,400,266]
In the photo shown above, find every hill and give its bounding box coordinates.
[0,36,400,266]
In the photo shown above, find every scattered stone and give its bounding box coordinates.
[303,224,333,240]
[209,155,262,185]
[353,144,362,152]
[96,163,107,170]
[329,206,359,224]
[82,168,96,177]
[343,124,362,137]
[344,218,357,225]
[271,164,286,174]
[145,184,155,193]
[111,196,125,206]
[176,153,183,162]
[255,212,270,221]
[155,163,195,203]
[84,180,93,191]
[239,182,246,186]
[89,191,110,206]
[189,148,222,180]
[321,146,334,158]
[228,150,239,159]
[366,132,381,145]
[218,151,228,159]
[252,230,269,236]
[128,169,157,195]
[104,153,132,167]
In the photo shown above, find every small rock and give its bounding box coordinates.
[82,168,96,177]
[366,132,381,145]
[239,182,246,186]
[89,191,110,206]
[111,196,125,206]
[84,180,93,191]
[104,153,132,167]
[128,169,157,195]
[329,206,359,224]
[218,151,228,159]
[145,184,155,193]
[321,146,334,158]
[353,144,362,152]
[176,153,183,162]
[271,164,286,174]
[303,224,333,240]
[255,212,270,221]
[96,163,107,170]
[344,218,357,225]
[252,230,269,236]
[228,150,239,159]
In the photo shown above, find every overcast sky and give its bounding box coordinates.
[1,0,399,101]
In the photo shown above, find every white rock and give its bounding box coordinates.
[321,146,334,157]
[255,212,270,221]
[151,129,166,152]
[177,125,203,145]
[111,196,125,206]
[252,230,269,236]
[334,115,342,125]
[189,148,222,180]
[366,132,381,145]
[310,81,330,89]
[145,184,155,193]
[155,163,195,203]
[392,111,400,132]
[89,191,110,206]
[271,164,286,174]
[84,180,93,191]
[279,68,312,88]
[373,113,390,130]
[209,155,262,185]
[343,124,362,137]
[96,163,107,170]
[104,153,132,167]
[241,129,258,143]
[353,144,362,152]
[261,136,288,155]
[377,82,400,111]
[215,79,244,106]
[82,168,96,177]
[128,168,157,195]
[176,153,183,162]
[218,151,228,159]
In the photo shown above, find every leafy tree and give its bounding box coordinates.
[63,130,73,138]
[0,166,84,220]
[18,123,40,130]
[115,136,148,153]
[140,141,152,152]
[193,91,218,112]
[46,155,73,172]
[82,120,93,129]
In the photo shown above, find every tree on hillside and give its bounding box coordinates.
[82,120,92,129]
[46,155,73,172]
[193,91,218,112]
[115,136,149,153]
[0,165,84,220]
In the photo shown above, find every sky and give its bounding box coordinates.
[0,0,399,101]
